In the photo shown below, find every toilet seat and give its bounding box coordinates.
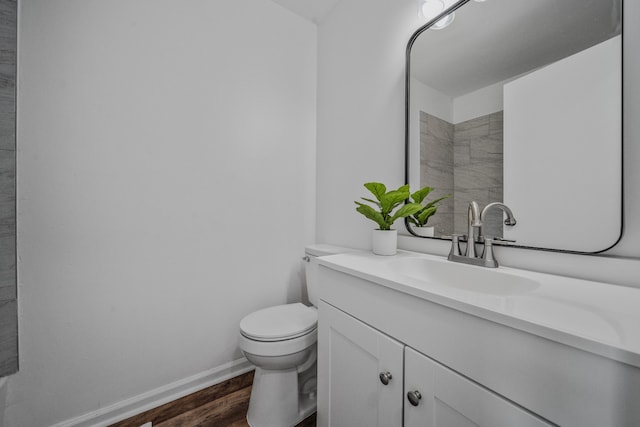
[240,303,317,342]
[239,303,318,357]
[239,328,317,357]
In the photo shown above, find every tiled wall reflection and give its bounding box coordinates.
[420,111,504,239]
[419,112,454,236]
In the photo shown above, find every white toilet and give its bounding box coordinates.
[238,244,345,427]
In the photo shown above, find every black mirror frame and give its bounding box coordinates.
[403,0,624,255]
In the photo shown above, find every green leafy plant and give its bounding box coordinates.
[407,186,451,227]
[355,182,422,230]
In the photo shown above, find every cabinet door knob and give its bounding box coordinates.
[407,390,422,406]
[379,371,393,385]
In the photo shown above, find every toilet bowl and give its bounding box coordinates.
[238,244,347,427]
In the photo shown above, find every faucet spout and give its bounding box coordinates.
[480,202,517,227]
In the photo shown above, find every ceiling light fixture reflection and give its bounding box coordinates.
[420,0,444,18]
[419,0,455,30]
[431,12,455,29]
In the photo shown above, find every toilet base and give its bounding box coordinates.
[246,364,317,427]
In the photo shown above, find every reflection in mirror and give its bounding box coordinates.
[406,0,622,252]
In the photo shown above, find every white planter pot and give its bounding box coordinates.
[413,226,435,237]
[372,229,398,256]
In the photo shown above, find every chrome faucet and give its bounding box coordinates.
[448,201,517,268]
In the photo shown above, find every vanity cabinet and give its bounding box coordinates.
[318,301,552,427]
[316,257,640,427]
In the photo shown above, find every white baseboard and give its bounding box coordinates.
[51,357,253,427]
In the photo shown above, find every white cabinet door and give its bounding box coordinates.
[404,348,554,427]
[317,301,404,427]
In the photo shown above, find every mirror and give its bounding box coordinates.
[405,0,622,253]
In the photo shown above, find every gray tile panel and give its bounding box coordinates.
[0,223,15,301]
[0,299,17,376]
[0,0,16,376]
[454,115,490,142]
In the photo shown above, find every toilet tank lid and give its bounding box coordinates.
[305,243,354,257]
[240,303,317,341]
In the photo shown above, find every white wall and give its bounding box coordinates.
[317,0,640,286]
[452,80,503,124]
[13,1,316,426]
[317,0,423,248]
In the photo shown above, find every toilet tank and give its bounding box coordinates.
[304,244,351,307]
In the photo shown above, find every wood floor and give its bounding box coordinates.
[110,370,316,427]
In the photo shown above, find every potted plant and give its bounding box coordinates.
[407,185,451,237]
[355,182,422,255]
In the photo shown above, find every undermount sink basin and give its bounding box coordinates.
[387,257,540,296]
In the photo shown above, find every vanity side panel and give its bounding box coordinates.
[318,266,640,427]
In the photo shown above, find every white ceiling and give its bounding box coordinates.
[269,0,342,23]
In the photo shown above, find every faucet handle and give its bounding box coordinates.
[481,238,499,268]
[448,234,462,258]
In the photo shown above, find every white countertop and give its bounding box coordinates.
[317,250,640,368]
